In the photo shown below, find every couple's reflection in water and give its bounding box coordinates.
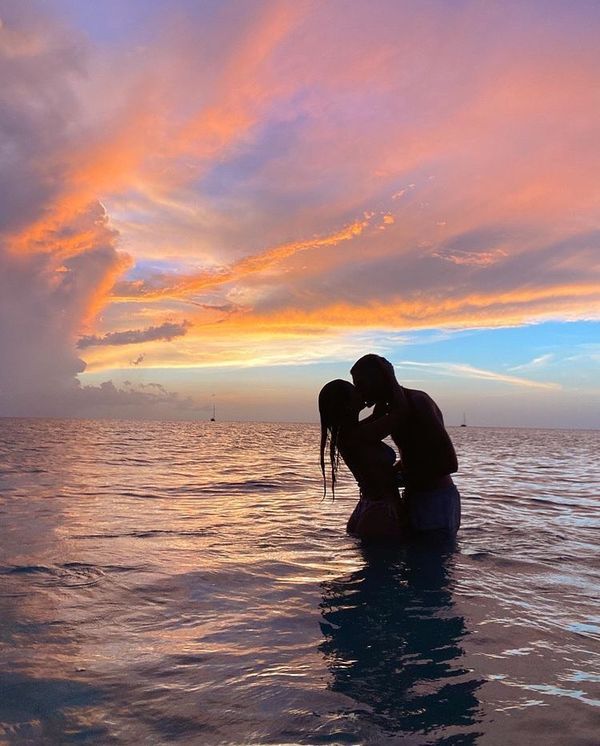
[319,540,483,743]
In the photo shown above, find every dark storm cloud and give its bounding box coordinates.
[78,321,190,349]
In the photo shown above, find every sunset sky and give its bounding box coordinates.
[1,0,598,426]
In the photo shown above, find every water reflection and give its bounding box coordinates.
[0,672,107,743]
[319,542,483,742]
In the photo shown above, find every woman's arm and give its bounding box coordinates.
[345,410,401,444]
[356,401,388,425]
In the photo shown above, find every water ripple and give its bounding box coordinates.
[0,419,598,744]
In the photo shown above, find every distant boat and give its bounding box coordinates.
[210,399,216,422]
[460,412,467,427]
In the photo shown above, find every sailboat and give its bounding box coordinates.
[210,396,216,422]
[460,412,467,427]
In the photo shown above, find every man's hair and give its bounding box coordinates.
[350,353,386,375]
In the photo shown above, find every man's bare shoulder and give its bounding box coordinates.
[403,387,443,419]
[403,387,434,406]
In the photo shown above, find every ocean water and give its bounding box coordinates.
[0,419,598,745]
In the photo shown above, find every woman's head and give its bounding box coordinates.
[318,379,360,428]
[318,379,360,498]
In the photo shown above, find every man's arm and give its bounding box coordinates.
[413,393,458,474]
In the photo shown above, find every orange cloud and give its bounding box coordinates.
[230,283,600,331]
[6,1,308,259]
[112,217,370,301]
[172,2,307,159]
[79,279,599,375]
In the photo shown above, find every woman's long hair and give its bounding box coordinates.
[318,380,356,499]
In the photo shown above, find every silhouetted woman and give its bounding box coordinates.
[318,379,408,540]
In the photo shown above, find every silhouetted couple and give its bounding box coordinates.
[319,354,460,542]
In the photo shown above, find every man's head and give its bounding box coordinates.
[350,354,394,406]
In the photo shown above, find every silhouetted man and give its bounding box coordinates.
[351,354,460,539]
